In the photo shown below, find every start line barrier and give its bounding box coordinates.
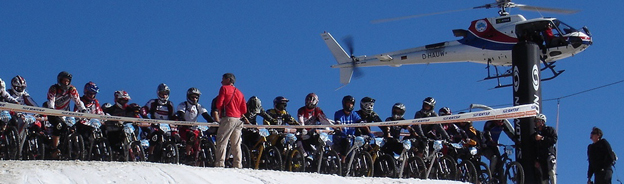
[0,102,538,129]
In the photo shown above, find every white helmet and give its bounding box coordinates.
[536,114,547,123]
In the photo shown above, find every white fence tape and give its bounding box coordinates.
[0,102,538,129]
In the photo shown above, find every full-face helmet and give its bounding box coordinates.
[273,96,289,111]
[247,96,262,115]
[157,83,170,103]
[57,71,72,90]
[186,87,201,105]
[305,93,318,109]
[114,90,131,107]
[11,75,27,93]
[391,103,406,119]
[83,81,100,101]
[360,97,375,114]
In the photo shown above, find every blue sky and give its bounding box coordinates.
[1,1,622,183]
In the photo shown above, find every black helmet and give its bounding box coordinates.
[57,71,72,89]
[186,87,201,105]
[305,93,319,109]
[273,96,289,111]
[438,107,452,116]
[392,103,406,119]
[342,95,355,112]
[422,97,436,109]
[360,97,375,113]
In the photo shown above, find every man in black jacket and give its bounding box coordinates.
[532,114,557,184]
[588,127,614,184]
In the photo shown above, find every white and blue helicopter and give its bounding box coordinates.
[322,0,592,88]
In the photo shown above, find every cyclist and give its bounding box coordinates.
[333,95,362,158]
[140,83,176,161]
[296,93,333,158]
[0,78,19,104]
[76,82,104,115]
[454,118,479,148]
[102,90,139,156]
[264,96,299,149]
[482,119,514,178]
[381,103,411,155]
[264,96,298,126]
[46,71,86,158]
[176,87,214,163]
[74,82,105,141]
[9,75,37,106]
[354,97,379,138]
[140,83,176,120]
[412,97,448,140]
[242,96,274,149]
[438,107,464,143]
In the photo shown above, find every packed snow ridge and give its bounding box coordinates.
[0,160,465,184]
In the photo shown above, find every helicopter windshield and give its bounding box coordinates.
[552,20,577,35]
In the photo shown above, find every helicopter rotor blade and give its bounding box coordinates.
[514,4,579,14]
[371,7,475,24]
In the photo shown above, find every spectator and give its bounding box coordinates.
[214,73,247,168]
[588,127,614,184]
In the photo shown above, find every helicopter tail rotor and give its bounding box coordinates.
[342,35,364,79]
[321,32,357,85]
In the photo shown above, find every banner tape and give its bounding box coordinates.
[0,102,538,129]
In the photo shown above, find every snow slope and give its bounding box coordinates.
[0,160,465,184]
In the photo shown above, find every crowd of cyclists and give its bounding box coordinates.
[0,71,559,184]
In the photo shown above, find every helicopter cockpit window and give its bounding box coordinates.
[552,20,577,35]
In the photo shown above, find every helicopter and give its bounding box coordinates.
[321,0,592,88]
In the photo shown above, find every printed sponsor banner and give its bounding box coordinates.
[0,102,538,129]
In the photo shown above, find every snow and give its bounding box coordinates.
[0,160,465,184]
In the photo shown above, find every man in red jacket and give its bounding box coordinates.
[214,73,247,168]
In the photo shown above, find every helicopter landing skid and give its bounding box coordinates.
[480,59,564,89]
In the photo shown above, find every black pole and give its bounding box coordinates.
[512,40,543,183]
